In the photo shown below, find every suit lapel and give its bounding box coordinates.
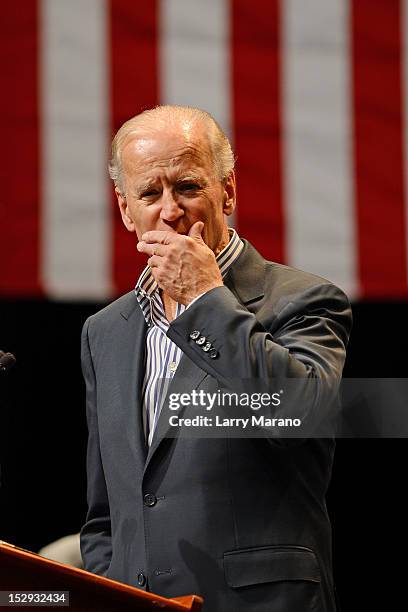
[222,239,265,306]
[144,352,208,472]
[117,295,148,466]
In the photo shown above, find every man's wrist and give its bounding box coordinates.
[186,283,223,308]
[186,292,207,309]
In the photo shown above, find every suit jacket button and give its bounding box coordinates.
[137,572,146,587]
[190,330,200,340]
[144,493,157,507]
[209,348,218,359]
[202,342,212,352]
[196,335,206,345]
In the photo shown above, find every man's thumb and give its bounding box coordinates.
[188,221,205,239]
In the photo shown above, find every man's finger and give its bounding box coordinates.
[188,221,205,240]
[141,230,178,244]
[147,255,161,268]
[137,241,166,256]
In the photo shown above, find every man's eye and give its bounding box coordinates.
[141,190,159,198]
[178,183,199,192]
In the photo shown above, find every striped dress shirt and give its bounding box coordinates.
[135,229,244,446]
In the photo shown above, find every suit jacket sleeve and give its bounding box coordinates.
[79,317,112,575]
[167,281,352,433]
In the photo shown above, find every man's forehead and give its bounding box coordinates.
[121,128,211,166]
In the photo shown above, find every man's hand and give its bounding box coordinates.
[136,222,224,304]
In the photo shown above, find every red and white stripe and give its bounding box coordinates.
[40,0,111,299]
[282,0,356,297]
[1,0,408,300]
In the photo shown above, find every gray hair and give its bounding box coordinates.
[108,105,235,194]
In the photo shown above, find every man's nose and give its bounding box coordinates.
[160,190,184,222]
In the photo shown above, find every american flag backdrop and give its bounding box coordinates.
[1,0,408,300]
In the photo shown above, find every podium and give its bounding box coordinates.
[0,541,203,610]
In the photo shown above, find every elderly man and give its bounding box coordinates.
[80,105,351,611]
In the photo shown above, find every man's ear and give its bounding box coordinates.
[222,171,236,216]
[115,187,135,232]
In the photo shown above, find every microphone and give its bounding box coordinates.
[0,351,16,372]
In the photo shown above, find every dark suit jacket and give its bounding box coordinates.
[80,240,352,612]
